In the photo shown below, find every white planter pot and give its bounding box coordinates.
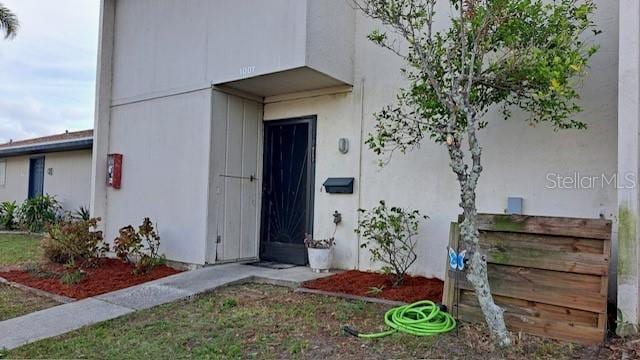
[307,247,333,273]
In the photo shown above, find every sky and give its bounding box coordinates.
[0,0,100,143]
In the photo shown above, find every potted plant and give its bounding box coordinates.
[304,211,341,272]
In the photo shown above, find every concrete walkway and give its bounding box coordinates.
[0,263,332,350]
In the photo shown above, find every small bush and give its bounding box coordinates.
[113,217,165,275]
[23,262,59,279]
[59,259,85,285]
[135,254,166,275]
[43,217,108,267]
[303,234,335,249]
[138,218,162,260]
[113,225,142,263]
[356,201,427,287]
[60,270,85,285]
[17,195,62,232]
[41,234,70,264]
[0,201,18,230]
[73,206,91,221]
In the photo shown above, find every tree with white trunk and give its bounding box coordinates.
[353,0,599,347]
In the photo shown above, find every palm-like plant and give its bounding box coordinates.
[0,2,19,39]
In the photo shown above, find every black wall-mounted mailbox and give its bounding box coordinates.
[323,177,354,194]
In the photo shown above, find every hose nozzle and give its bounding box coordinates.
[342,325,360,337]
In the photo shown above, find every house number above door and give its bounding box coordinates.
[240,66,256,76]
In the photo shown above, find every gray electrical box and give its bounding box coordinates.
[507,197,523,215]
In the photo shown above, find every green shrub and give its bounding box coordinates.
[23,262,59,279]
[113,217,166,274]
[356,201,427,287]
[60,270,85,285]
[41,234,69,264]
[0,201,18,230]
[17,195,62,232]
[43,217,108,267]
[59,259,85,285]
[73,206,91,221]
[135,254,166,275]
[113,225,142,263]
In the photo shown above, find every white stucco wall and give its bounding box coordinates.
[306,0,355,85]
[110,0,353,104]
[0,156,29,204]
[43,150,93,211]
[0,150,92,211]
[97,0,356,266]
[97,0,619,279]
[105,90,212,265]
[264,0,619,279]
[617,0,640,329]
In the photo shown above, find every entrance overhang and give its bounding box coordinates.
[216,67,351,98]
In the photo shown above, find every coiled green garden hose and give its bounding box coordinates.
[343,300,456,338]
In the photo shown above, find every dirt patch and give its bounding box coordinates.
[302,270,443,303]
[0,258,181,299]
[603,337,640,359]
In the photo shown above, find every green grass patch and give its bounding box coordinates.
[0,284,58,321]
[0,234,43,266]
[6,284,591,359]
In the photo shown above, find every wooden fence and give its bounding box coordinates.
[443,214,611,344]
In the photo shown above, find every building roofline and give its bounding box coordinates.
[0,129,94,158]
[0,137,93,158]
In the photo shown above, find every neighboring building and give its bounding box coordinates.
[0,130,93,211]
[91,0,640,328]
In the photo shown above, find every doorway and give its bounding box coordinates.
[260,116,316,265]
[28,156,45,199]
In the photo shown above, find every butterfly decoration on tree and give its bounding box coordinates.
[448,247,467,271]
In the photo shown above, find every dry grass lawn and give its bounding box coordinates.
[0,284,58,322]
[5,283,622,359]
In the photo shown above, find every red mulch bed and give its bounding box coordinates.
[0,258,182,299]
[302,270,444,303]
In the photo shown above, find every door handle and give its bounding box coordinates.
[219,174,258,182]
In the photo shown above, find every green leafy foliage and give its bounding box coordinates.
[356,201,427,286]
[303,211,340,249]
[358,0,599,156]
[60,270,85,285]
[113,225,142,263]
[60,260,86,285]
[23,262,58,279]
[17,195,62,233]
[113,217,166,275]
[303,234,335,249]
[0,201,17,230]
[355,0,599,345]
[0,2,19,39]
[42,217,108,267]
[73,206,91,221]
[616,308,639,337]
